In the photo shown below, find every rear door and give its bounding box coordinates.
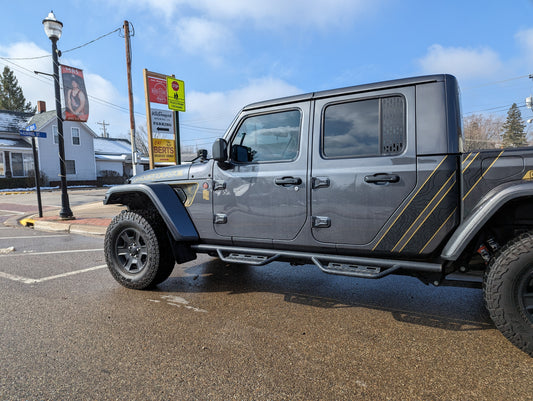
[310,86,417,247]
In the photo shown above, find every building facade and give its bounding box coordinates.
[0,103,97,187]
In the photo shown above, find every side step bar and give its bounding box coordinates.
[191,244,442,279]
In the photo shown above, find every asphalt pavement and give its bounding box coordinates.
[2,190,124,236]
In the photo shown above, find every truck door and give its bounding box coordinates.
[212,103,309,241]
[310,86,417,248]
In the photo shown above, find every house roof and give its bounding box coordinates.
[28,110,56,130]
[0,110,34,133]
[94,137,132,155]
[0,136,32,149]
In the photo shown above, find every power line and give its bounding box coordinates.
[462,75,530,91]
[0,27,122,61]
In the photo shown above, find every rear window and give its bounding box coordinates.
[322,96,405,158]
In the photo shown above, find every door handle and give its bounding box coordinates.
[275,176,302,186]
[364,174,400,184]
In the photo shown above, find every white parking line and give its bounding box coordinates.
[0,248,103,257]
[0,209,25,214]
[0,235,68,240]
[0,265,107,284]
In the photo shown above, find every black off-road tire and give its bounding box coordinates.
[484,232,533,356]
[104,210,175,289]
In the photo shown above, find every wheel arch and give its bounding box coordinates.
[442,181,533,261]
[104,183,199,242]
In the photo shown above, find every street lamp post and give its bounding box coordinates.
[42,11,73,219]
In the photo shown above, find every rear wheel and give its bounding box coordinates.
[104,210,175,289]
[484,232,533,356]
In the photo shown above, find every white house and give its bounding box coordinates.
[94,137,150,179]
[0,110,34,180]
[27,102,97,186]
[0,102,97,187]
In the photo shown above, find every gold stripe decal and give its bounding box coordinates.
[419,208,457,254]
[463,150,504,201]
[393,171,457,252]
[462,152,479,173]
[372,156,448,251]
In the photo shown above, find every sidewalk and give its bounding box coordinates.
[17,202,125,236]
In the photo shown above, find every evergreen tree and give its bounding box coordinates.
[501,103,527,148]
[0,66,35,112]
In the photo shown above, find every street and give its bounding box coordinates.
[0,215,532,400]
[0,188,109,224]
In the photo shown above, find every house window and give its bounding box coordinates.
[66,160,76,175]
[53,125,59,144]
[72,127,80,145]
[11,153,33,177]
[0,152,4,176]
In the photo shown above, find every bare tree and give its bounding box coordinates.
[463,114,504,151]
[134,124,149,155]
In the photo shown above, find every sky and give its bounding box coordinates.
[2,0,533,151]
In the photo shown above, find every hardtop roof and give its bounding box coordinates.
[243,74,454,111]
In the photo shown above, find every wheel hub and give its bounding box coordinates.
[128,242,140,257]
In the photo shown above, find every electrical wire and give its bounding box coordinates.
[0,27,122,61]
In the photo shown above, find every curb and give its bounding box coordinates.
[31,219,109,236]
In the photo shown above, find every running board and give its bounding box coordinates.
[216,250,280,266]
[311,257,401,279]
[191,244,442,279]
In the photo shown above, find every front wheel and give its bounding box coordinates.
[484,232,533,356]
[104,210,175,289]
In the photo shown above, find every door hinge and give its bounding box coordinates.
[312,216,331,228]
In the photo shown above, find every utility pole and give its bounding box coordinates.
[97,120,110,138]
[124,20,138,176]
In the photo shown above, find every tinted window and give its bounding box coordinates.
[323,96,405,158]
[231,110,301,163]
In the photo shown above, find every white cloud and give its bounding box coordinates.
[188,0,373,29]
[418,44,503,80]
[181,77,301,143]
[174,18,236,64]
[113,0,377,29]
[515,28,533,66]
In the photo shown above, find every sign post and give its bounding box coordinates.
[20,127,47,217]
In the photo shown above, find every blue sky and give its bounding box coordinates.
[2,0,533,150]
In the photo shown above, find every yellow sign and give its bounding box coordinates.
[153,138,176,163]
[167,77,185,112]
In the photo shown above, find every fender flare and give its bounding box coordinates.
[441,181,533,261]
[104,183,199,242]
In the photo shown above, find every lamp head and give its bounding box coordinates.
[42,11,63,40]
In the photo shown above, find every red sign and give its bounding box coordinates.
[61,65,89,122]
[148,77,168,105]
[171,81,180,91]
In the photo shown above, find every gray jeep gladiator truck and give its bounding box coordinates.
[104,74,533,356]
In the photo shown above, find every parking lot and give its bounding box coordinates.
[0,224,532,400]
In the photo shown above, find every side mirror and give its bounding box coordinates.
[212,138,228,162]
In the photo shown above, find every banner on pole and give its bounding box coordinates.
[61,65,89,122]
[148,77,168,105]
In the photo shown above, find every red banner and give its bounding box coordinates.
[148,77,168,105]
[61,65,89,122]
